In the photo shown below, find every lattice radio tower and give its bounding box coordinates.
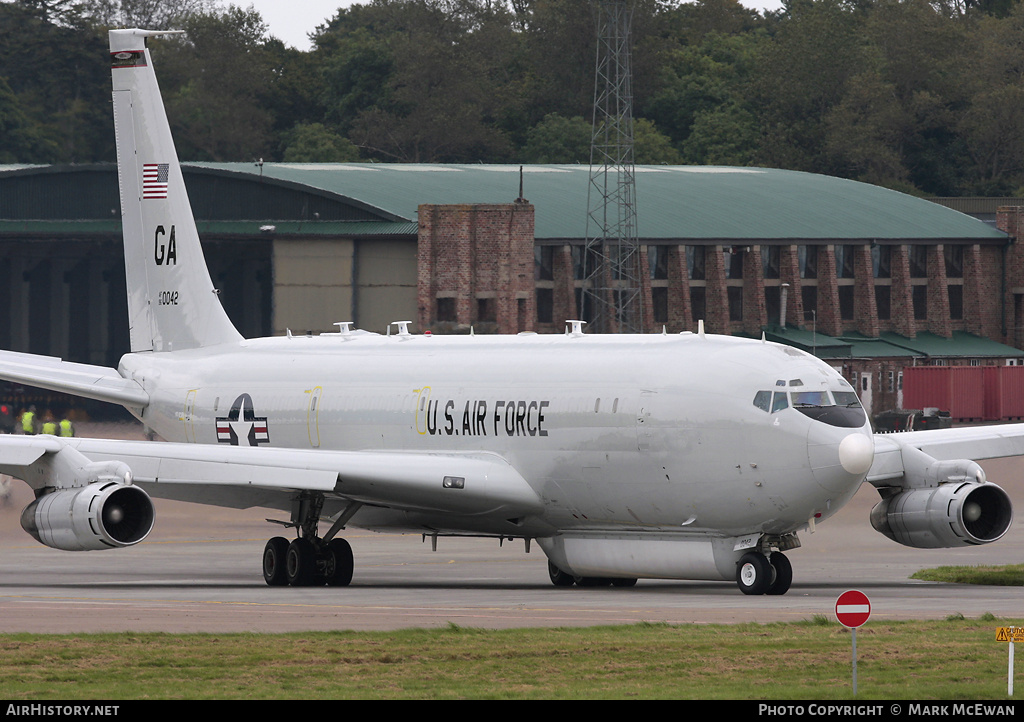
[581,0,641,334]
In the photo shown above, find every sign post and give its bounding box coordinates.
[836,590,871,696]
[996,626,1024,696]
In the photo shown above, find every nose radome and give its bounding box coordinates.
[838,433,874,475]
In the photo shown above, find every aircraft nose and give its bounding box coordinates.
[838,432,874,475]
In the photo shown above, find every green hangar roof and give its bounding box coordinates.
[192,162,1007,243]
[0,162,1008,244]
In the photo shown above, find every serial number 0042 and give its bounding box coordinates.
[157,290,179,305]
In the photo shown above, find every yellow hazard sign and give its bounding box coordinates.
[995,627,1024,642]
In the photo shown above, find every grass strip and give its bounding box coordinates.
[911,564,1024,586]
[0,617,1020,700]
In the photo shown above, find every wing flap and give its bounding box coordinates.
[0,436,542,519]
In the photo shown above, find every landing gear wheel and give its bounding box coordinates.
[736,551,772,595]
[325,538,354,587]
[286,537,317,586]
[548,561,575,587]
[263,536,289,586]
[611,577,638,588]
[765,552,793,596]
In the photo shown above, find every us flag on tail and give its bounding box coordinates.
[142,163,169,199]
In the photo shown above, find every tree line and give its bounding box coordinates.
[2,0,1024,197]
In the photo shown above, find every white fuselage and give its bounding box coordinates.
[120,330,873,541]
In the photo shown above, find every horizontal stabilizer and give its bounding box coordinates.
[0,350,149,407]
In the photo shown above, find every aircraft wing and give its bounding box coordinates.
[0,435,543,519]
[869,423,1024,485]
[0,351,149,408]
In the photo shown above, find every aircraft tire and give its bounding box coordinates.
[611,577,638,588]
[286,537,317,586]
[262,536,289,586]
[548,561,575,587]
[325,538,354,587]
[736,552,772,595]
[765,552,793,596]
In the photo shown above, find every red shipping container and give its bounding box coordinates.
[903,366,984,420]
[903,365,1024,421]
[999,366,1024,419]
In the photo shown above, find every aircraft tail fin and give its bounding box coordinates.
[109,29,242,353]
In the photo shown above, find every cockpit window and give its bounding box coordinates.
[792,389,866,427]
[832,391,862,408]
[792,390,829,407]
[754,388,865,426]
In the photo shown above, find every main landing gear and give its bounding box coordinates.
[262,492,360,587]
[263,535,353,587]
[736,551,792,596]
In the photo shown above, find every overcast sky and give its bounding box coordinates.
[230,0,786,52]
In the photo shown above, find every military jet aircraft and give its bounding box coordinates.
[0,29,1014,595]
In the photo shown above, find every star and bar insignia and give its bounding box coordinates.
[216,393,270,446]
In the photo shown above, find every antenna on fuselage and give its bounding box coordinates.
[389,321,412,337]
[698,319,705,339]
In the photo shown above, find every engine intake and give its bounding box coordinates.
[870,481,1012,549]
[21,482,155,551]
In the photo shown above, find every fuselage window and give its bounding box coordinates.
[771,391,789,413]
[753,390,771,412]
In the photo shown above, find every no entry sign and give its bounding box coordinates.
[836,590,871,628]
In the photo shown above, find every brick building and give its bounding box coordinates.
[417,201,535,334]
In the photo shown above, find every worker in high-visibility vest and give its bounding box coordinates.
[20,406,36,435]
[41,411,57,436]
[59,417,74,437]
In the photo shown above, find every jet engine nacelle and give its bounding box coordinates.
[20,481,155,551]
[870,481,1012,549]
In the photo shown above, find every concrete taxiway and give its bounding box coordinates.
[0,424,1021,633]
